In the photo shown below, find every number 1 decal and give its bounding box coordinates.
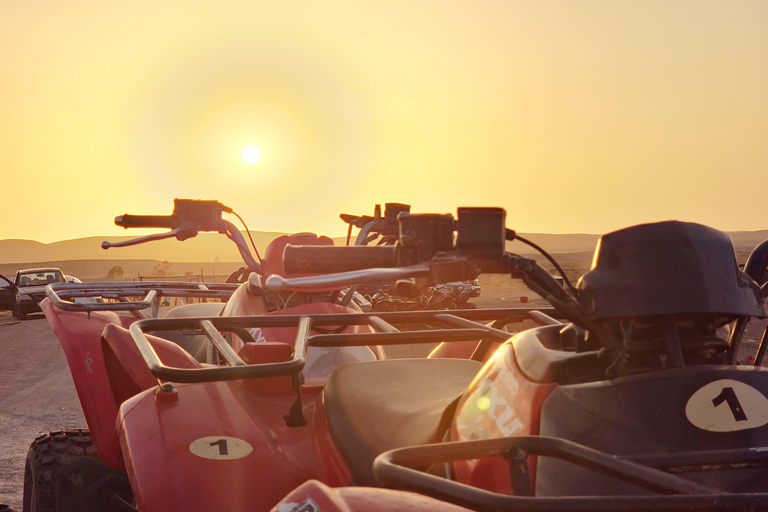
[209,438,230,456]
[189,436,252,460]
[711,386,747,422]
[686,379,768,432]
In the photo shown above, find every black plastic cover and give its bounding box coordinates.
[397,213,454,265]
[537,366,768,495]
[577,221,765,320]
[172,199,224,231]
[456,207,506,259]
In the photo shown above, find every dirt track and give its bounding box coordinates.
[0,311,84,509]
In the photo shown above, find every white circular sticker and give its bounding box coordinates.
[685,379,768,432]
[189,436,253,460]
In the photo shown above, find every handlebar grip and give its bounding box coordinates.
[115,214,179,229]
[283,245,398,275]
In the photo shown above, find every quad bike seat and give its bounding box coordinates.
[157,302,225,362]
[324,358,482,486]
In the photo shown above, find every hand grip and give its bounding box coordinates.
[283,245,397,275]
[115,214,179,229]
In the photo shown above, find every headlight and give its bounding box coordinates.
[18,293,32,301]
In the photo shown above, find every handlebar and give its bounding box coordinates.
[115,214,180,230]
[272,207,600,338]
[283,245,398,275]
[104,199,262,273]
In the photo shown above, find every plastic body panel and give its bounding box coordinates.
[42,298,135,471]
[578,221,765,319]
[537,366,768,496]
[118,381,352,512]
[450,341,556,493]
[272,479,472,512]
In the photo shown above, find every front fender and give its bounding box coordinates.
[42,299,134,471]
[119,381,335,512]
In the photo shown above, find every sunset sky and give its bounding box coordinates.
[1,1,767,244]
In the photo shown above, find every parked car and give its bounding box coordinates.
[13,267,66,319]
[0,273,14,311]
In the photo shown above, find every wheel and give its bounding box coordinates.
[12,304,26,320]
[23,430,95,512]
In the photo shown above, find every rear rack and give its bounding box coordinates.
[129,308,561,384]
[46,281,238,318]
[373,437,768,511]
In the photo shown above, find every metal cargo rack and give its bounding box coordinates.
[129,307,564,384]
[45,281,239,319]
[374,436,768,512]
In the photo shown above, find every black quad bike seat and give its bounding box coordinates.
[323,358,482,486]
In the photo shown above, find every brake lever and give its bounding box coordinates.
[102,227,195,249]
[264,264,432,292]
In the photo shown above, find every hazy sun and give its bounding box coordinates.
[241,145,261,164]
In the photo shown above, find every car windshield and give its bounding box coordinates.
[18,271,64,287]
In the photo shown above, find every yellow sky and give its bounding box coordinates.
[1,1,766,243]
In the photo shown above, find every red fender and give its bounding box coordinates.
[118,381,350,512]
[100,324,203,403]
[272,480,473,512]
[42,299,135,471]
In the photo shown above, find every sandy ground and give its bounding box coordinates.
[0,274,765,509]
[0,310,84,509]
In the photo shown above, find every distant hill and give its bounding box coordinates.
[1,229,767,266]
[0,260,243,282]
[0,231,311,265]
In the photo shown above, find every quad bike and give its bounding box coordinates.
[23,199,408,511]
[265,208,768,511]
[22,204,555,512]
[26,205,768,512]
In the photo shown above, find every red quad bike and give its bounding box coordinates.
[22,204,556,512]
[266,208,768,512]
[27,206,768,512]
[24,199,413,511]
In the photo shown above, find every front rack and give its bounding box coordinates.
[373,437,768,511]
[46,281,238,318]
[129,308,562,383]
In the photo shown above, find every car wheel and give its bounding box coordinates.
[12,304,26,320]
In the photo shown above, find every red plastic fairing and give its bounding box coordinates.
[449,342,556,493]
[119,380,346,512]
[272,480,473,512]
[220,281,268,319]
[41,298,136,471]
[101,324,203,400]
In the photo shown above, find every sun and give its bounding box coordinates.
[241,145,261,164]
